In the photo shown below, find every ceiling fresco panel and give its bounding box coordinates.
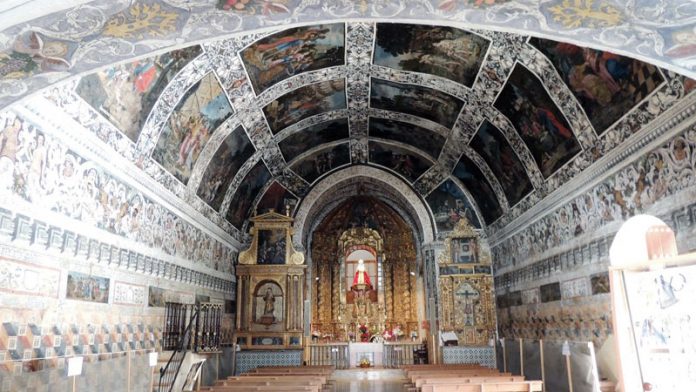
[426,179,482,232]
[278,118,349,162]
[290,143,351,184]
[368,140,432,183]
[263,79,346,134]
[530,38,665,134]
[76,45,202,143]
[240,23,346,95]
[196,125,255,210]
[374,23,489,88]
[470,120,533,206]
[452,154,503,225]
[368,117,446,160]
[369,78,464,129]
[152,72,233,184]
[226,160,272,229]
[494,64,581,179]
[255,181,298,216]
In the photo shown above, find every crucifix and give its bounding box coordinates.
[455,283,480,326]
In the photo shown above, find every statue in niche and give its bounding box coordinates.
[352,259,372,289]
[263,287,275,317]
[255,282,282,327]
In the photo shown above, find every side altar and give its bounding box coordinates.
[437,218,496,347]
[234,210,306,349]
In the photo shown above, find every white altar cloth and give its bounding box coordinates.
[349,342,383,367]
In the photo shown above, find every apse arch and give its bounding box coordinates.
[293,165,436,248]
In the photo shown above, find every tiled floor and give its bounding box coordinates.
[332,368,407,392]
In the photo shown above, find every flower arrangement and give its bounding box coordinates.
[392,325,404,340]
[359,357,371,368]
[359,324,369,342]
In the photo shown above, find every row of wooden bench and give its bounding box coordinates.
[201,365,335,392]
[403,364,543,392]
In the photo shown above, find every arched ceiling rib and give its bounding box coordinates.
[4,14,695,245]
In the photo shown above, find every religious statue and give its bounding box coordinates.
[259,286,276,326]
[352,259,372,289]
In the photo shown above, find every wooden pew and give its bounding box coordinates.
[420,381,543,392]
[415,376,525,388]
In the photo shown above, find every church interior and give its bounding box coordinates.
[1,1,696,391]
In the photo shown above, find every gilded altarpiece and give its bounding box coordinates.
[235,211,306,349]
[310,197,419,340]
[438,218,496,346]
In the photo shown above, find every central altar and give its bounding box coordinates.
[349,342,383,367]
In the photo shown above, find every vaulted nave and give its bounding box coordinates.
[1,1,695,391]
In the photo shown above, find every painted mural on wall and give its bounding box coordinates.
[368,141,432,182]
[0,111,234,270]
[530,38,664,134]
[452,155,502,225]
[368,117,445,159]
[278,118,349,161]
[255,181,297,215]
[374,23,489,87]
[241,24,346,94]
[226,161,272,229]
[470,120,532,206]
[497,298,612,346]
[492,127,696,269]
[263,79,346,134]
[66,271,110,303]
[426,179,481,232]
[76,46,202,142]
[152,72,233,184]
[197,125,255,210]
[494,64,581,178]
[370,78,463,128]
[290,142,350,184]
[0,31,76,80]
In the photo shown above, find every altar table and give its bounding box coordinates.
[349,342,383,367]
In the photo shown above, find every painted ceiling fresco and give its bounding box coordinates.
[2,17,695,242]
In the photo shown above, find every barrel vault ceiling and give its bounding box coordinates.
[2,1,696,248]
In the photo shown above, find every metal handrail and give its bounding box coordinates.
[158,308,199,392]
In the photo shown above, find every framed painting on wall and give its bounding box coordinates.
[257,229,287,265]
[451,237,478,264]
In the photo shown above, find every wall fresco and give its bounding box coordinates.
[470,120,533,206]
[152,72,233,184]
[368,140,432,182]
[197,125,255,210]
[425,179,481,232]
[76,46,202,142]
[0,111,234,270]
[278,118,349,162]
[374,23,489,87]
[226,161,272,229]
[530,38,664,134]
[263,79,346,134]
[368,117,446,160]
[241,24,346,94]
[494,64,581,178]
[0,258,60,298]
[492,127,696,269]
[370,78,463,128]
[290,143,350,184]
[452,154,503,225]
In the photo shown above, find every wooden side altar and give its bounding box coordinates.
[437,218,496,347]
[234,211,306,349]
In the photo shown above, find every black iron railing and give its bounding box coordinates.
[159,308,198,392]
